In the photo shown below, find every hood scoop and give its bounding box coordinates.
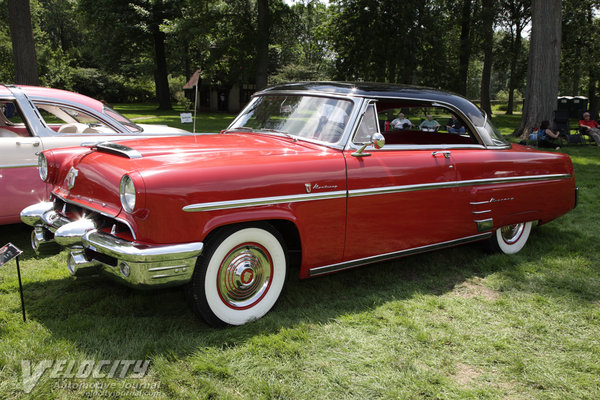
[89,142,143,159]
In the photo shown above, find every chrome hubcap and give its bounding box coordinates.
[500,223,524,244]
[217,243,273,309]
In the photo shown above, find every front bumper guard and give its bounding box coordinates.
[21,202,203,288]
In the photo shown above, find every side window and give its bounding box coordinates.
[34,103,118,134]
[0,100,32,137]
[353,103,379,144]
[375,100,479,146]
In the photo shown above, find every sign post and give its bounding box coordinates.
[0,243,26,322]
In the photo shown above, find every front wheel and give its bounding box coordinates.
[187,224,287,327]
[488,221,533,254]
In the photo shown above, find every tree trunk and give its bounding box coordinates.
[480,0,495,116]
[506,28,522,115]
[457,0,472,96]
[7,0,39,85]
[152,25,172,110]
[255,0,270,90]
[514,0,562,138]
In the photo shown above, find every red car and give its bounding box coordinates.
[21,82,577,326]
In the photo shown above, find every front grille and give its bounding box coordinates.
[52,196,135,241]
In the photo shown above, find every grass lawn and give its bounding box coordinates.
[0,109,598,399]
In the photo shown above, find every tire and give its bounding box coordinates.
[488,221,533,254]
[187,224,287,327]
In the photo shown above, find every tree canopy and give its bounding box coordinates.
[1,0,598,117]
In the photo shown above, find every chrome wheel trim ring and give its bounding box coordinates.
[500,223,525,245]
[216,242,273,310]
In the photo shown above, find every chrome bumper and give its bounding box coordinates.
[20,202,203,288]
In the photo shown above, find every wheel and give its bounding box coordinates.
[187,224,287,327]
[488,221,533,254]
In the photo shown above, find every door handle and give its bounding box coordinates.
[432,151,451,159]
[16,140,40,147]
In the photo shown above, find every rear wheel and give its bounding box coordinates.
[187,224,287,327]
[488,221,533,254]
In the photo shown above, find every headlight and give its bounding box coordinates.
[119,175,136,213]
[38,153,48,181]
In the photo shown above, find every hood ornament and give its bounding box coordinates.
[66,167,79,189]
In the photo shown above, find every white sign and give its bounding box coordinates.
[180,113,193,123]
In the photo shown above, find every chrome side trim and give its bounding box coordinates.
[349,174,571,198]
[183,190,347,212]
[472,210,491,214]
[309,232,491,277]
[0,163,37,169]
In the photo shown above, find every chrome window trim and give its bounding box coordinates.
[182,173,570,213]
[32,99,125,134]
[348,173,572,198]
[183,190,347,212]
[52,193,137,240]
[309,232,492,277]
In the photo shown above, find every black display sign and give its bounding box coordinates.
[0,243,22,267]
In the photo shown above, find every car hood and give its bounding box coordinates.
[52,132,342,218]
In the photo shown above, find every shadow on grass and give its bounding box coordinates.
[4,216,597,361]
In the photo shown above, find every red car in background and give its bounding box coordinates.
[21,82,577,326]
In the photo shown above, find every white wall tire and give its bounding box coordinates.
[187,224,287,327]
[490,221,533,254]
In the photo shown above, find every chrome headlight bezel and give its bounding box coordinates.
[119,175,136,213]
[38,153,48,182]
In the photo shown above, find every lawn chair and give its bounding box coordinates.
[553,109,583,145]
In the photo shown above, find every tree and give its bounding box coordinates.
[7,0,39,85]
[255,0,271,90]
[515,0,562,137]
[499,0,530,114]
[457,0,474,96]
[479,0,498,115]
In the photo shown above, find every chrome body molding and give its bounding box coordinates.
[0,163,38,169]
[183,190,347,212]
[182,174,571,213]
[309,232,492,277]
[348,174,571,198]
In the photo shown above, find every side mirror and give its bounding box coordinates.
[352,133,385,157]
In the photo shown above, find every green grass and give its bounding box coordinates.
[113,103,236,133]
[1,109,599,399]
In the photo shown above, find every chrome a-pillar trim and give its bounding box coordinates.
[308,232,492,277]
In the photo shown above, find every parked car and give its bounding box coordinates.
[0,84,189,224]
[21,82,577,327]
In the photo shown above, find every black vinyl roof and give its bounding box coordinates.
[258,81,486,127]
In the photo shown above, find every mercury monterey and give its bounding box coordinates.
[21,82,577,327]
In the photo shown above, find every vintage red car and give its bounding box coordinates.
[21,82,577,326]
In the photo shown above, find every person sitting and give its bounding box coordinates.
[419,115,440,132]
[390,112,413,130]
[536,120,561,150]
[578,112,600,146]
[446,114,465,134]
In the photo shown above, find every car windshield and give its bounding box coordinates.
[229,95,354,144]
[103,106,141,133]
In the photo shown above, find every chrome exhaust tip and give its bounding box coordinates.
[30,226,60,255]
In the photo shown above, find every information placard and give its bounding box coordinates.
[0,242,22,267]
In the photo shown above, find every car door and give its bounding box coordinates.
[0,100,47,224]
[343,101,476,262]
